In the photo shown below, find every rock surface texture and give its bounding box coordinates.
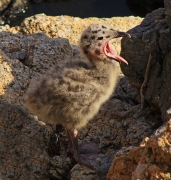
[121,0,171,122]
[0,101,51,180]
[0,11,170,180]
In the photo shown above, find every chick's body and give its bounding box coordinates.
[25,59,118,129]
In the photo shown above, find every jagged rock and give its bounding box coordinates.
[107,119,171,180]
[0,31,72,72]
[0,101,52,180]
[70,152,116,180]
[107,146,143,180]
[120,4,171,121]
[165,0,171,30]
[49,156,74,180]
[0,32,72,107]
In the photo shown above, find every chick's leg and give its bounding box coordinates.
[66,129,74,157]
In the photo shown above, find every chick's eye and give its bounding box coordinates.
[97,37,103,40]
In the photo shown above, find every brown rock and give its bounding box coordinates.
[107,146,145,180]
[107,120,171,180]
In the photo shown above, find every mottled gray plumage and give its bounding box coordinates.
[25,58,118,129]
[25,24,130,169]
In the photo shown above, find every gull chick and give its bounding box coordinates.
[25,24,130,169]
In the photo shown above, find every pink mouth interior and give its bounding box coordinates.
[104,42,128,65]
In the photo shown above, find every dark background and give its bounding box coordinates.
[1,0,164,27]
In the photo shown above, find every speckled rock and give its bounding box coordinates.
[0,101,52,180]
[49,156,74,180]
[0,31,72,73]
[107,119,171,180]
[0,32,72,107]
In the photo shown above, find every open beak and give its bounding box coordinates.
[103,31,131,64]
[115,31,131,38]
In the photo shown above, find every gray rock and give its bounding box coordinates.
[0,100,52,180]
[120,4,171,121]
[0,31,72,73]
[0,32,72,107]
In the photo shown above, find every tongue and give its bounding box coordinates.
[104,42,128,65]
